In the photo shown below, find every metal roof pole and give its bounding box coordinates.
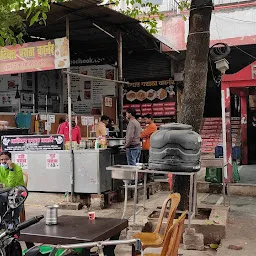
[118,31,124,138]
[66,15,75,202]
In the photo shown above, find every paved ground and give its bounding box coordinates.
[23,191,217,255]
[21,191,256,255]
[216,196,256,256]
[239,165,256,184]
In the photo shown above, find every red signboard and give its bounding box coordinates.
[0,37,70,75]
[123,79,176,118]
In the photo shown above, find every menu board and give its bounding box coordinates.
[123,79,176,118]
[63,65,116,114]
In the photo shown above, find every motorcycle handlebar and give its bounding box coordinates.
[16,215,44,232]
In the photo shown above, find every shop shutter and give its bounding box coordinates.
[123,51,171,81]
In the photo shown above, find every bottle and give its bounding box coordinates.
[95,139,99,149]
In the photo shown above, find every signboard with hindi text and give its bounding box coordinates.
[1,135,64,151]
[0,37,70,75]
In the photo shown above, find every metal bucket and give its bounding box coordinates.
[45,205,59,225]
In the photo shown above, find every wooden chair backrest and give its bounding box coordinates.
[23,172,28,187]
[154,193,181,237]
[160,211,187,256]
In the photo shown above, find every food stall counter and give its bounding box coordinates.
[10,149,112,194]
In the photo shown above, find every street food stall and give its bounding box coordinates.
[0,0,177,201]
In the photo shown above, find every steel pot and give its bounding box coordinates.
[107,138,125,148]
[86,140,93,149]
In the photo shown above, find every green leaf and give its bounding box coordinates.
[30,11,40,26]
[42,12,47,20]
[26,8,33,19]
[0,37,4,47]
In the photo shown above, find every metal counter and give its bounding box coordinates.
[11,149,112,194]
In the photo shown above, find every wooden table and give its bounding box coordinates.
[20,215,128,256]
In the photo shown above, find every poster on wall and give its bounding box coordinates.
[0,74,22,92]
[0,92,19,107]
[123,79,176,118]
[63,65,116,114]
[1,135,64,151]
[14,153,28,169]
[46,153,60,169]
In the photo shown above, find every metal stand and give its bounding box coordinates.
[133,169,197,229]
[107,166,197,229]
[201,159,230,207]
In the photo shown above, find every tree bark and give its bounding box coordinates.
[173,0,213,210]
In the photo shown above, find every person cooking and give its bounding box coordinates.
[96,115,109,137]
[124,108,141,166]
[58,115,81,148]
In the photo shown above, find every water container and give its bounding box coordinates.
[149,123,201,172]
[45,205,59,225]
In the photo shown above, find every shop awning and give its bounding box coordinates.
[24,0,177,54]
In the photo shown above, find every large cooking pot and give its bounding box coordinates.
[107,138,125,148]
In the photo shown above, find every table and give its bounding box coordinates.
[107,166,197,228]
[20,215,128,256]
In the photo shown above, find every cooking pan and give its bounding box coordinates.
[107,138,125,148]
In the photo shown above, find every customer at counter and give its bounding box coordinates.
[58,115,81,148]
[96,115,109,137]
[141,114,157,162]
[124,108,141,166]
[141,114,157,181]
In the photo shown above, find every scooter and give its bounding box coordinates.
[0,185,44,256]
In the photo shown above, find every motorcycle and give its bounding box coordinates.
[0,185,44,256]
[25,239,143,256]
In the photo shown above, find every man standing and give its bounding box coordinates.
[96,115,109,137]
[58,115,81,148]
[124,108,141,166]
[141,114,157,162]
[141,114,157,165]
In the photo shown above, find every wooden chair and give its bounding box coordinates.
[140,211,187,256]
[133,193,181,249]
[20,172,28,223]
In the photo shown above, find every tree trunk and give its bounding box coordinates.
[173,0,213,210]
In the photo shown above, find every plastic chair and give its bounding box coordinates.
[139,211,187,256]
[20,172,28,223]
[133,193,181,249]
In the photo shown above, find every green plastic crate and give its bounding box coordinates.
[23,245,83,256]
[205,161,240,183]
[205,167,222,183]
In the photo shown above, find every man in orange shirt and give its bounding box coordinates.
[141,114,157,163]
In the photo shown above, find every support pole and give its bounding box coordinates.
[241,95,248,165]
[66,16,74,202]
[221,89,228,180]
[221,85,233,182]
[117,32,124,138]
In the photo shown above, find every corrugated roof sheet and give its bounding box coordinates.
[25,0,159,52]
